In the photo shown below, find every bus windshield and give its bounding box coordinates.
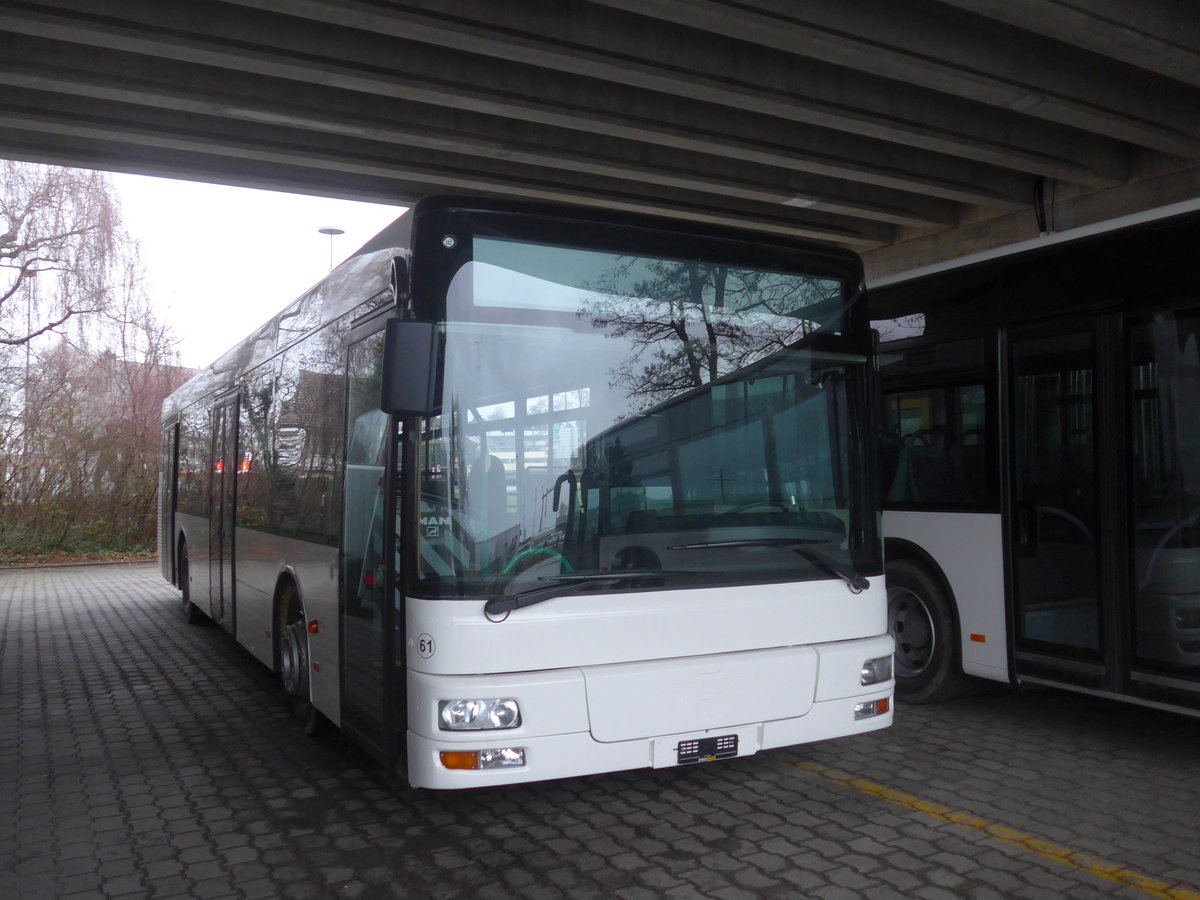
[415,237,875,599]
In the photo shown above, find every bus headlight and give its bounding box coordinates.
[438,698,522,731]
[860,655,893,685]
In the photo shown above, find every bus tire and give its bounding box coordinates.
[277,582,326,736]
[886,558,966,703]
[179,543,204,625]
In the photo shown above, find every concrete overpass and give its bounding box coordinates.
[1,0,1198,279]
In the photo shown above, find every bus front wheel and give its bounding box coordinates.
[277,585,324,736]
[179,544,204,625]
[886,558,965,703]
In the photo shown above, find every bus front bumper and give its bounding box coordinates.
[406,633,895,790]
[407,690,892,789]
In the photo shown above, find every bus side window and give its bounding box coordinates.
[884,385,986,506]
[951,384,987,503]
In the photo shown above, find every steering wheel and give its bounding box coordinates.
[500,547,573,576]
[1139,509,1200,590]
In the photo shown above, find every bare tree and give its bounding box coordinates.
[0,310,188,557]
[88,276,188,531]
[1,160,122,347]
[0,161,188,561]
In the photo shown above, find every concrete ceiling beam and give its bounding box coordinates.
[0,98,896,248]
[214,0,1137,181]
[590,0,1200,157]
[936,0,1200,90]
[0,4,1035,207]
[0,46,963,229]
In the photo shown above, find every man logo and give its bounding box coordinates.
[421,515,450,538]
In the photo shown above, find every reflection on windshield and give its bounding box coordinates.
[416,242,872,599]
[582,257,842,411]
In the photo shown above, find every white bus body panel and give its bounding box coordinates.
[582,646,817,741]
[175,512,210,598]
[405,579,893,789]
[409,578,883,674]
[175,514,342,724]
[233,528,341,724]
[883,510,1009,682]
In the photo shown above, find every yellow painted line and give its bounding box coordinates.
[784,759,1200,900]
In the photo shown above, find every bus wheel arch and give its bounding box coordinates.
[178,536,204,625]
[273,574,325,735]
[884,542,967,703]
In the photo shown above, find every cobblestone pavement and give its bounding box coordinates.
[3,563,1200,899]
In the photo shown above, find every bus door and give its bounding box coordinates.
[1007,325,1113,688]
[208,395,238,630]
[339,325,399,760]
[159,421,179,584]
[1128,311,1200,694]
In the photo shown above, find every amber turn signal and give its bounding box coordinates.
[439,750,480,770]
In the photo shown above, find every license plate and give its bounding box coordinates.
[677,734,738,764]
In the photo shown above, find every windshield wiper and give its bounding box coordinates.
[668,538,869,592]
[484,569,710,616]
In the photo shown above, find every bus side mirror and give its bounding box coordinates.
[381,319,441,416]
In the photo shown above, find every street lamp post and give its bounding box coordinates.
[318,227,344,270]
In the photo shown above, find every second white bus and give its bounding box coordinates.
[875,210,1200,714]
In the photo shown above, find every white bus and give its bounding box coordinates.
[159,197,892,789]
[874,210,1200,713]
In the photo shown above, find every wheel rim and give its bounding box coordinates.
[279,619,308,697]
[888,586,935,678]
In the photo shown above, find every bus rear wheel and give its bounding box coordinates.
[886,558,965,703]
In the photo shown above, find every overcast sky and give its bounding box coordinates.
[111,173,405,368]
